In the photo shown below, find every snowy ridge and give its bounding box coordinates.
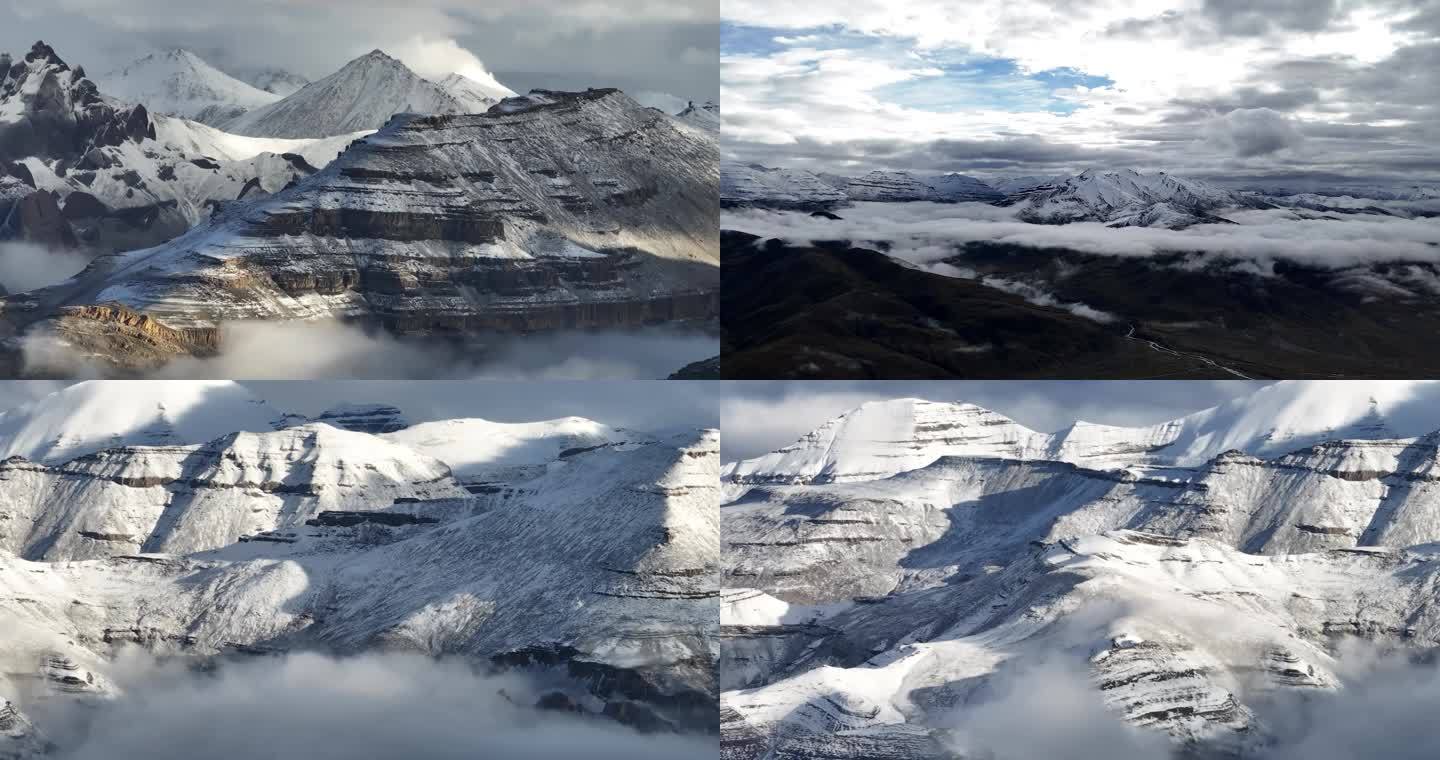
[5,86,719,368]
[721,161,848,209]
[0,384,720,746]
[434,72,516,112]
[1,42,354,253]
[720,380,1440,758]
[98,49,279,126]
[840,170,1003,203]
[723,382,1440,494]
[1000,168,1266,228]
[222,50,467,138]
[0,380,284,463]
[675,100,719,132]
[243,68,310,97]
[381,416,640,484]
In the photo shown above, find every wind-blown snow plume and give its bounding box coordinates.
[388,36,515,98]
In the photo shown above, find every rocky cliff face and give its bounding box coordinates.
[4,87,719,371]
[0,42,326,255]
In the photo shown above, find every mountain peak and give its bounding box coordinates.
[25,40,65,67]
[358,49,398,65]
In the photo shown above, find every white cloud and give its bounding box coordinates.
[387,36,509,92]
[30,649,710,760]
[0,243,92,295]
[723,202,1440,268]
[720,1,1437,180]
[21,321,717,380]
[1209,107,1304,157]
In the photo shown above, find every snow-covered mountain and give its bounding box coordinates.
[222,50,468,138]
[0,381,720,752]
[721,161,848,209]
[676,100,719,132]
[987,173,1064,195]
[720,381,1440,758]
[434,72,517,112]
[0,42,360,254]
[5,86,718,372]
[98,49,280,126]
[1000,168,1268,228]
[841,170,1003,203]
[724,382,1430,493]
[242,67,310,96]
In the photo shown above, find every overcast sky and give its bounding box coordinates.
[719,380,1270,462]
[722,0,1440,187]
[0,0,717,104]
[0,381,718,433]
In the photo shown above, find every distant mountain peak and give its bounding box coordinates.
[99,47,278,126]
[220,49,466,137]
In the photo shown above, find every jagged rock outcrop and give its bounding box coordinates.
[310,402,409,433]
[4,87,719,371]
[0,42,331,254]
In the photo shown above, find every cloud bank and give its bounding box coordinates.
[0,243,92,295]
[21,320,718,380]
[722,202,1440,268]
[721,0,1440,186]
[27,650,712,760]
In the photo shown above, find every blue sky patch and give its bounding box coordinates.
[723,23,1114,116]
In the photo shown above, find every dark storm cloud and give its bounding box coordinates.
[1200,0,1342,36]
[717,381,1270,462]
[0,0,717,100]
[1171,85,1322,115]
[1210,108,1304,157]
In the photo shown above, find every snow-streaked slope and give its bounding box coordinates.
[0,422,469,560]
[987,174,1064,195]
[0,426,720,746]
[6,87,720,368]
[676,100,719,132]
[223,50,467,138]
[0,380,284,463]
[435,72,516,112]
[720,380,1440,758]
[843,170,1003,203]
[99,49,279,125]
[151,114,371,165]
[723,530,1431,758]
[1001,168,1266,228]
[723,382,1440,493]
[721,161,848,209]
[381,416,638,483]
[244,68,310,97]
